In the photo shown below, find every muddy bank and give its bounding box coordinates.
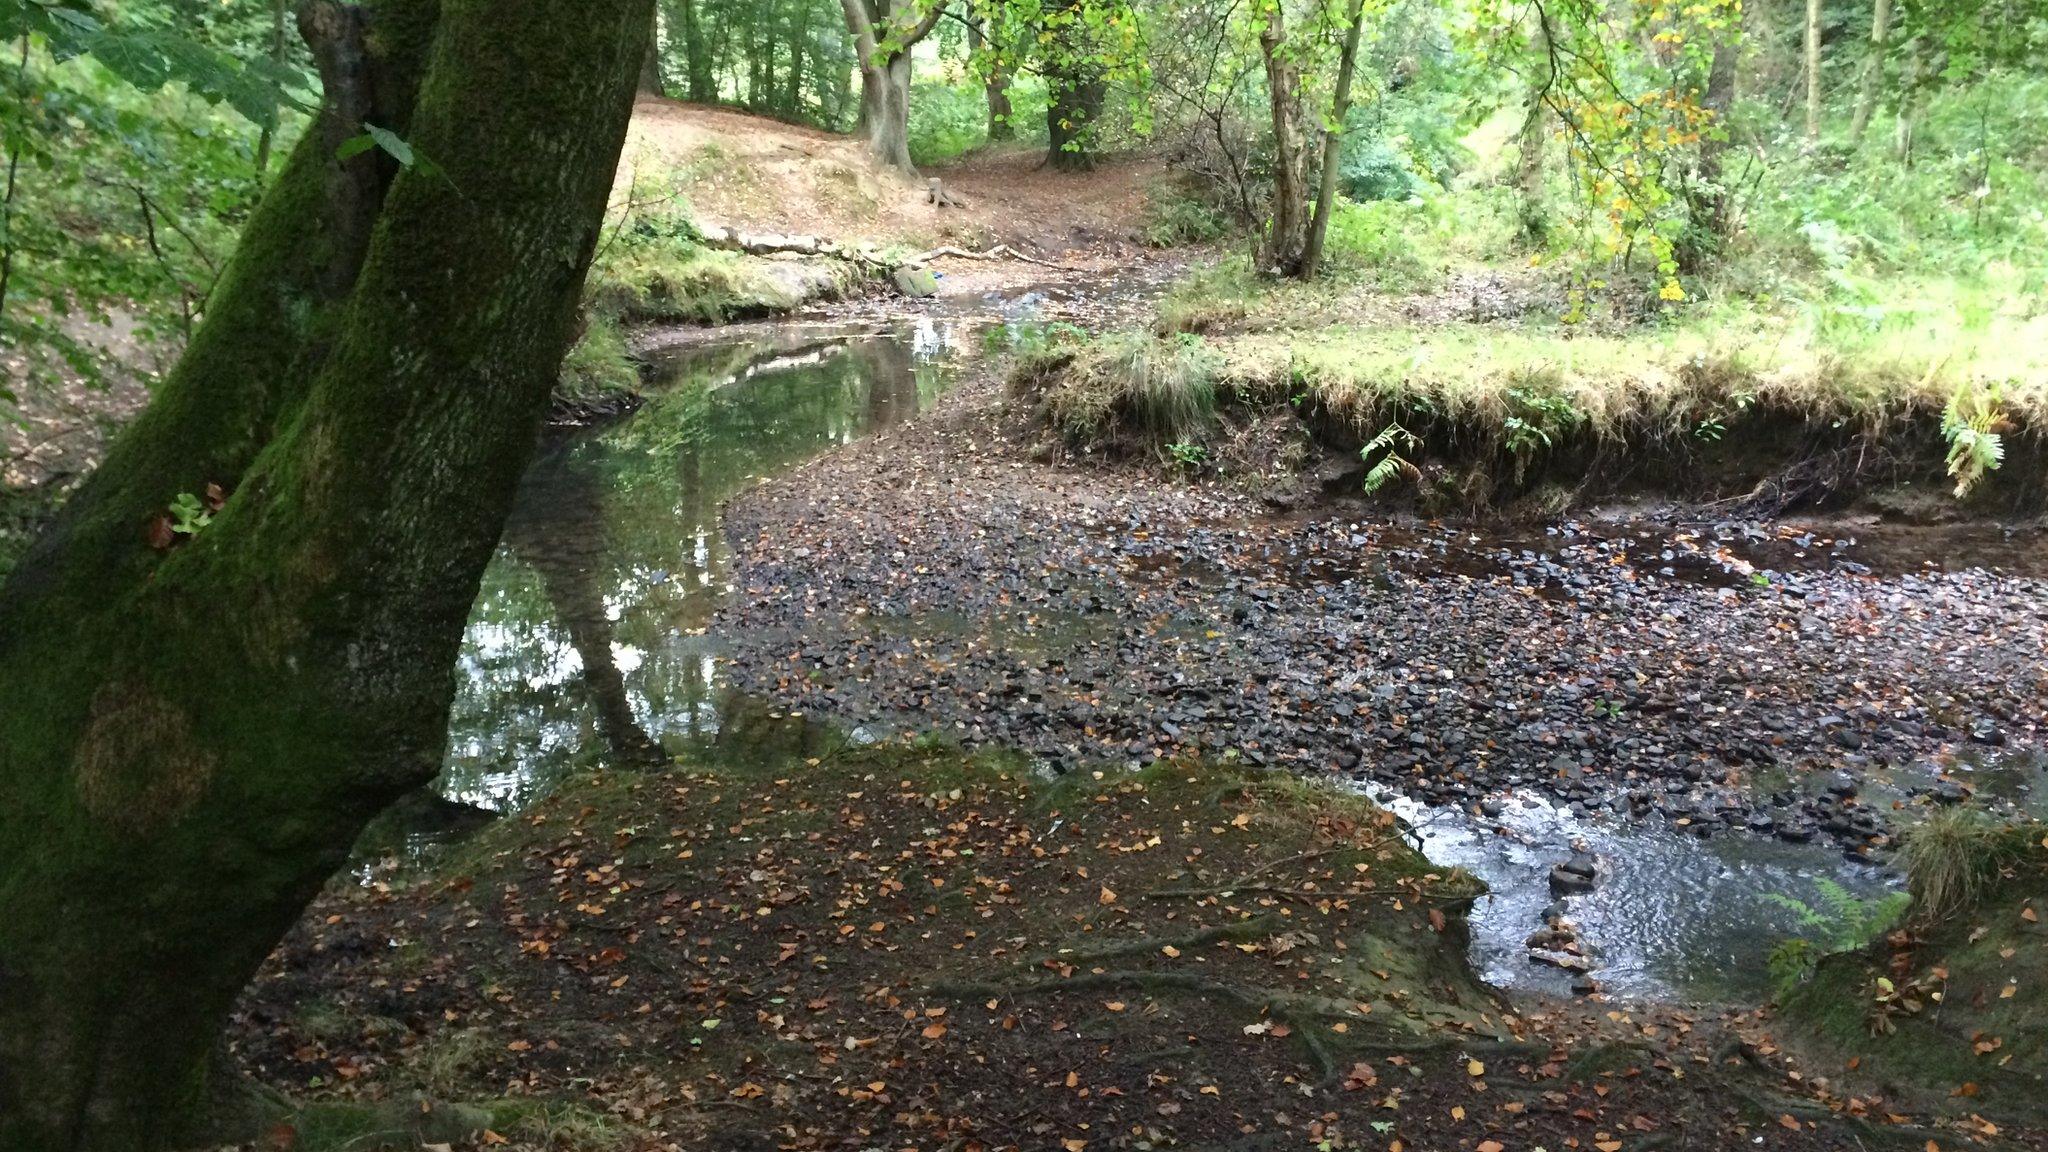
[718,369,2048,860]
[1010,330,2048,520]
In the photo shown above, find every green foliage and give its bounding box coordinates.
[559,312,642,404]
[1764,879,1911,996]
[1500,375,1584,462]
[1165,438,1208,471]
[166,490,210,535]
[1142,180,1233,247]
[909,77,994,164]
[1941,382,2007,497]
[1358,420,1418,493]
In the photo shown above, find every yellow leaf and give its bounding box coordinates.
[1099,885,1118,905]
[1467,1059,1485,1077]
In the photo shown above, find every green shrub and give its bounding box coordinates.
[1143,182,1234,248]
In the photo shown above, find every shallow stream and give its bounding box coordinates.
[427,318,2039,1005]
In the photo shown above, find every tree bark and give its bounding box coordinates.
[1046,69,1106,171]
[839,0,944,174]
[639,7,665,95]
[1690,38,1739,261]
[1514,12,1554,242]
[0,0,653,1147]
[963,18,1013,141]
[1256,0,1308,277]
[785,16,806,113]
[1847,0,1892,143]
[1804,0,1822,140]
[1300,0,1368,279]
[674,0,713,101]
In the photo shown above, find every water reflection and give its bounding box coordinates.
[437,322,968,810]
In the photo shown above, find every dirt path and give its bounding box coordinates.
[621,99,1169,299]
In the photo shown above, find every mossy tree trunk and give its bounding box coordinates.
[0,0,652,1148]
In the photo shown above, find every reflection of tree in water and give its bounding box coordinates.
[501,447,665,765]
[441,330,960,809]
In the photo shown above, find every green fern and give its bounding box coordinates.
[1941,382,2007,498]
[1359,422,1421,494]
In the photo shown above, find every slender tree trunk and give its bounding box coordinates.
[251,0,289,180]
[1683,39,1740,268]
[0,38,24,331]
[1804,0,1822,140]
[0,0,652,1147]
[1847,0,1892,143]
[1514,14,1554,241]
[1257,1,1308,276]
[963,19,1013,140]
[1894,38,1925,163]
[1301,0,1368,279]
[759,3,779,109]
[785,20,805,113]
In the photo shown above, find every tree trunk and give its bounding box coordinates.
[1894,40,1924,163]
[1514,13,1554,241]
[1694,41,1739,244]
[1046,70,1105,171]
[963,19,1013,141]
[251,0,290,181]
[639,7,665,95]
[784,20,806,113]
[839,0,941,175]
[1256,1,1308,276]
[0,0,652,1147]
[1300,0,1368,279]
[1847,0,1892,143]
[986,69,1014,139]
[1804,0,1822,140]
[676,0,713,101]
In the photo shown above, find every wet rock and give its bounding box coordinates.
[1549,864,1596,895]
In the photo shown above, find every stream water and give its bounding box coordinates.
[426,317,2033,1006]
